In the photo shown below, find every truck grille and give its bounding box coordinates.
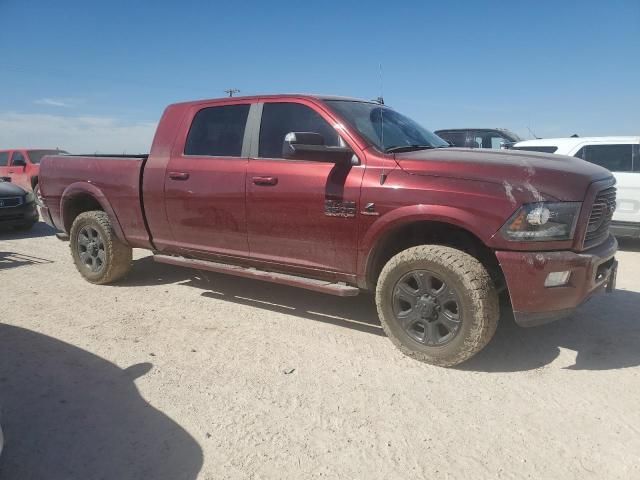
[585,187,616,245]
[0,196,23,208]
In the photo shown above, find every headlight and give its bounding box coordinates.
[24,191,36,203]
[501,202,581,241]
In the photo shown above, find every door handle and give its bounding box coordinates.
[168,171,190,180]
[252,176,278,186]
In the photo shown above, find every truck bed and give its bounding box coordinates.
[39,154,152,248]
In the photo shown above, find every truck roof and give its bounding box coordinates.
[514,136,640,148]
[0,148,67,152]
[168,94,379,108]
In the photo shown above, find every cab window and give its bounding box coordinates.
[0,152,8,166]
[258,103,340,158]
[574,144,633,172]
[184,104,250,157]
[10,151,26,165]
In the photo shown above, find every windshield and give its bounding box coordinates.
[28,149,69,163]
[325,100,448,152]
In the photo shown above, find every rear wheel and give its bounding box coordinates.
[375,245,499,367]
[69,211,132,284]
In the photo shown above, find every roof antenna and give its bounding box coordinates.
[224,88,240,97]
[378,63,388,185]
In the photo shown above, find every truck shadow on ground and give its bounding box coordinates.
[121,257,640,373]
[0,324,203,480]
[460,290,640,372]
[0,221,55,239]
[122,256,384,337]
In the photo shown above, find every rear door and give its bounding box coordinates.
[245,100,365,273]
[573,143,639,225]
[8,151,29,190]
[163,101,252,258]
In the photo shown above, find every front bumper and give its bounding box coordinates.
[496,234,618,327]
[0,201,38,228]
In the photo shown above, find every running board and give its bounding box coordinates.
[153,254,360,297]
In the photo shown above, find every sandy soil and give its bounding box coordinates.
[1,222,639,479]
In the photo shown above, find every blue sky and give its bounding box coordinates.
[0,0,638,152]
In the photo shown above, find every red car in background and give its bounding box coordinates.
[0,149,68,203]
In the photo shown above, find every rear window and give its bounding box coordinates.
[512,146,558,154]
[574,144,633,172]
[28,149,69,163]
[0,152,8,166]
[184,104,250,157]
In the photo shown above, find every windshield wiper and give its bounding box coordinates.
[384,145,435,153]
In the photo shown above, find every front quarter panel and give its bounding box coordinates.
[357,163,520,280]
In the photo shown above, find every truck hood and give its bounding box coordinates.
[394,148,613,202]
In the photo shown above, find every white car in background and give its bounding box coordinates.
[512,136,640,238]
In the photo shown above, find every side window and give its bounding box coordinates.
[184,104,250,157]
[490,136,508,149]
[473,132,508,149]
[634,145,640,172]
[0,152,8,166]
[435,132,466,147]
[10,151,26,165]
[578,144,633,172]
[259,103,340,158]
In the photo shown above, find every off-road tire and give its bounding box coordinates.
[376,245,499,367]
[69,210,132,284]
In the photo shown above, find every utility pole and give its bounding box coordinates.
[224,88,240,97]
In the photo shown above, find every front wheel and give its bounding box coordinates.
[69,211,132,284]
[376,245,499,367]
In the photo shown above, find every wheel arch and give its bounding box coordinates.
[360,206,505,292]
[60,182,128,244]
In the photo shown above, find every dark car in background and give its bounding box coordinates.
[434,128,522,149]
[0,180,38,231]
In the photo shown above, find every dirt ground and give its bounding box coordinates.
[1,222,639,480]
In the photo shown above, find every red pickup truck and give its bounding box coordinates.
[39,94,618,366]
[0,149,68,203]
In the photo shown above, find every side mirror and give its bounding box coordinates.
[12,158,27,167]
[282,132,353,163]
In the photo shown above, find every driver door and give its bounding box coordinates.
[246,100,364,273]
